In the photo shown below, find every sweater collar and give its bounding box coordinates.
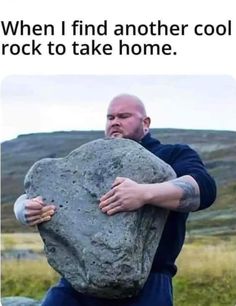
[140,132,160,148]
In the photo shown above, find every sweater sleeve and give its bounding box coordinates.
[170,145,217,210]
[13,194,28,225]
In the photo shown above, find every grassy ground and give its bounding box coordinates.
[174,236,236,306]
[1,234,236,305]
[1,232,43,251]
[1,259,59,300]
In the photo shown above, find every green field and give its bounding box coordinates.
[174,236,236,306]
[1,233,236,305]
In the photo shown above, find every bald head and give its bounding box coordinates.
[105,94,151,141]
[108,94,147,117]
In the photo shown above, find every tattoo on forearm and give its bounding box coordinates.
[171,179,200,212]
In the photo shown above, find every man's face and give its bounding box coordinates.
[105,99,148,141]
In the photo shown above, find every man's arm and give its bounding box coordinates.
[14,195,56,226]
[99,175,200,215]
[142,175,200,212]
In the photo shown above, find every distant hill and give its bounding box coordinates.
[1,129,236,235]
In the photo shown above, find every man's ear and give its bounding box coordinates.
[143,117,151,130]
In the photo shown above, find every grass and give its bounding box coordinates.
[1,233,43,251]
[1,234,236,305]
[174,275,235,306]
[174,236,236,306]
[1,233,58,299]
[1,259,59,300]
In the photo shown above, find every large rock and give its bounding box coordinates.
[24,138,176,298]
[1,297,41,306]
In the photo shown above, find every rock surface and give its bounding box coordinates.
[24,138,176,298]
[1,297,41,306]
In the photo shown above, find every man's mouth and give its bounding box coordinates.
[110,130,123,137]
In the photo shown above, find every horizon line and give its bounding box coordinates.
[2,127,236,143]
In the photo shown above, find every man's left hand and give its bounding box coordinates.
[99,177,146,215]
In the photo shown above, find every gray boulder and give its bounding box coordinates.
[1,297,41,306]
[24,138,176,298]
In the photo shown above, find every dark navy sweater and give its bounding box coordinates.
[140,133,217,277]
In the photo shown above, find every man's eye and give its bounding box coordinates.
[119,114,131,119]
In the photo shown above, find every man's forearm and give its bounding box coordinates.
[143,175,200,212]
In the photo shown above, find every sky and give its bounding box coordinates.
[1,75,236,142]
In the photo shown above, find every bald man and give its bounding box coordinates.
[14,94,216,306]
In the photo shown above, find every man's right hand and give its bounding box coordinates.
[14,194,56,227]
[25,196,56,226]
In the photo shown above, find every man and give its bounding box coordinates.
[14,94,217,306]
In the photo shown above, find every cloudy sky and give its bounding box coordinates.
[1,75,236,142]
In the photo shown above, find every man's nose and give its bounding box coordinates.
[111,117,121,126]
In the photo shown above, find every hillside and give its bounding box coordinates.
[1,129,236,234]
